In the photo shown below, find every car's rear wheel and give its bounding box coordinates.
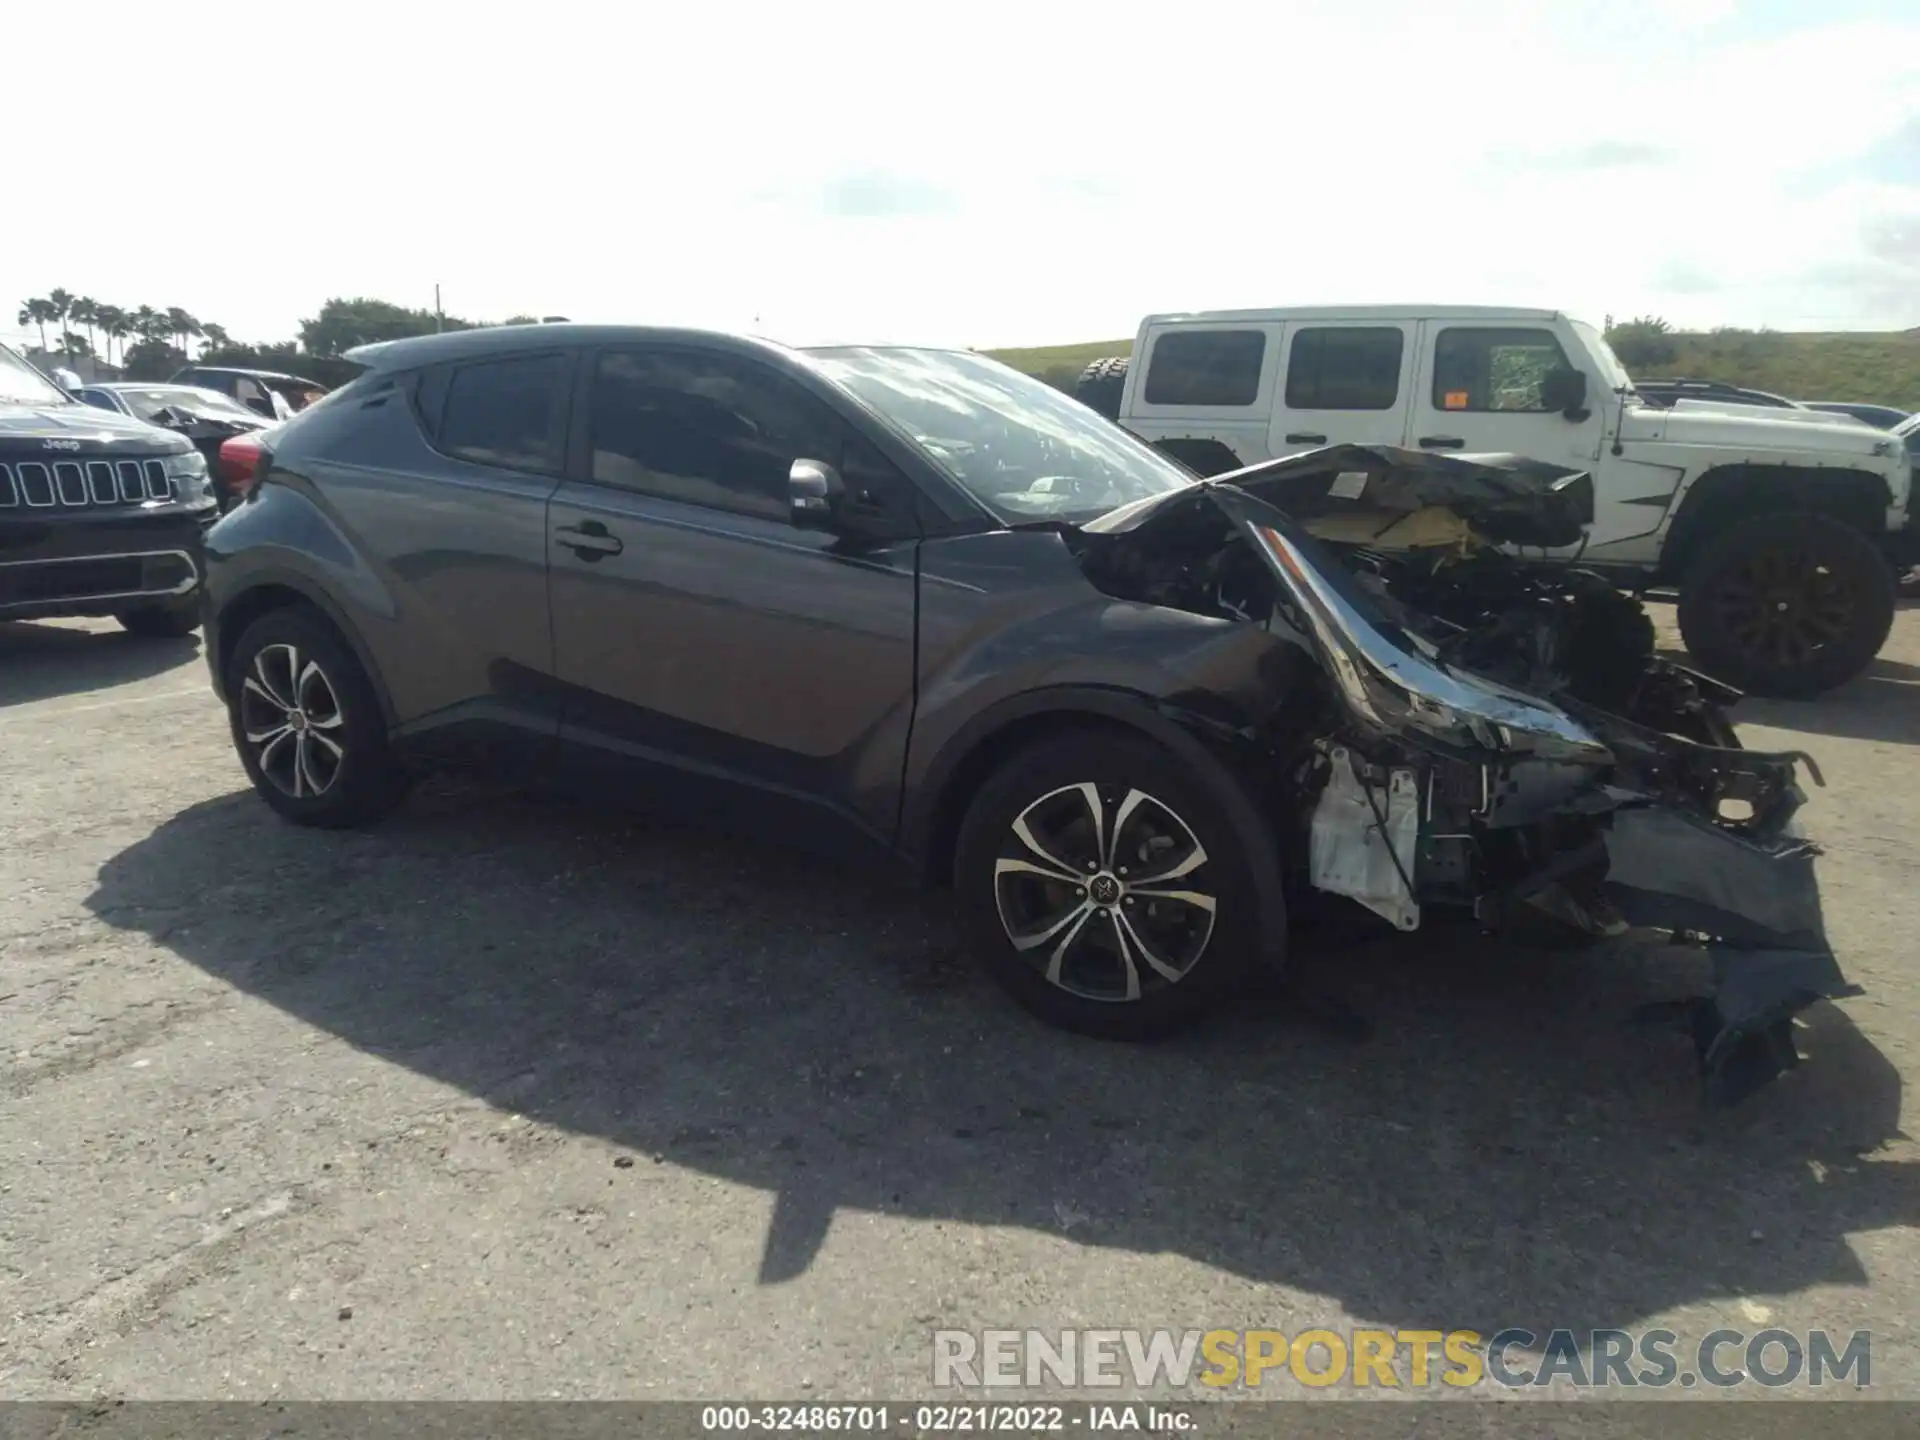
[225,607,410,828]
[115,596,200,638]
[955,733,1265,1039]
[1676,511,1894,698]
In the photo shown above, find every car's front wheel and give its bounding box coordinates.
[225,607,410,828]
[955,733,1266,1039]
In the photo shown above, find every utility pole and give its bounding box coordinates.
[435,285,444,333]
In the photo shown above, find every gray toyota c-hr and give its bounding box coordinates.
[202,324,1854,1105]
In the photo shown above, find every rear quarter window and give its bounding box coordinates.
[431,353,570,475]
[1142,330,1266,407]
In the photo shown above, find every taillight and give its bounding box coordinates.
[217,433,270,500]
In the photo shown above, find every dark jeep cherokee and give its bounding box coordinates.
[1,343,219,636]
[202,325,1855,1107]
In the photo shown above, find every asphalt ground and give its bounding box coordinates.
[3,607,1917,1405]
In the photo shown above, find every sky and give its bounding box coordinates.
[8,0,1919,351]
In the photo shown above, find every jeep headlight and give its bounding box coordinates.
[164,449,214,502]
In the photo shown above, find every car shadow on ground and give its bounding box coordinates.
[88,780,1918,1338]
[0,620,200,709]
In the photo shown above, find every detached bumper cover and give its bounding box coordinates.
[1604,807,1862,1107]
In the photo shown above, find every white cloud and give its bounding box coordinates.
[7,0,1918,349]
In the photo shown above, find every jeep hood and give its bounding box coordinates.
[1079,444,1860,1107]
[1624,400,1901,462]
[0,400,190,450]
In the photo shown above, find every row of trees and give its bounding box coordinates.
[15,288,231,373]
[17,290,546,381]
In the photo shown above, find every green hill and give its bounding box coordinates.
[987,330,1920,411]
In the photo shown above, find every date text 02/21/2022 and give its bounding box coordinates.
[699,1404,1197,1433]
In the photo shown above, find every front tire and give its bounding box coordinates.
[115,596,200,638]
[954,733,1267,1040]
[225,607,410,828]
[1676,511,1894,698]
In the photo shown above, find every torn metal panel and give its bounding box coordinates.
[1222,443,1596,550]
[1309,749,1421,932]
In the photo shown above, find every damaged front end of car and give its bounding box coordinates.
[1071,444,1861,1107]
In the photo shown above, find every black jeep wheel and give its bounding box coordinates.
[225,607,411,828]
[1676,511,1894,698]
[955,733,1267,1040]
[1073,356,1130,420]
[115,596,201,639]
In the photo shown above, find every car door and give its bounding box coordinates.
[1407,322,1619,552]
[1126,324,1281,474]
[546,344,923,859]
[330,347,573,777]
[1266,321,1415,458]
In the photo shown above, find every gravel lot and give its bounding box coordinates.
[3,607,1918,1402]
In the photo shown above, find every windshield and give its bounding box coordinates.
[116,386,259,422]
[1570,320,1635,393]
[806,347,1194,523]
[0,344,74,406]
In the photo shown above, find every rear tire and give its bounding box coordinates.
[1676,511,1894,698]
[1073,356,1130,421]
[225,607,410,828]
[115,596,200,638]
[954,733,1267,1040]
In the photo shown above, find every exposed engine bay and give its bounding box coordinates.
[1070,445,1860,1107]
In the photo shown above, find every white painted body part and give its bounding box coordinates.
[1309,749,1422,932]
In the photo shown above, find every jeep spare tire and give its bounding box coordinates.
[1676,511,1895,698]
[1074,356,1130,420]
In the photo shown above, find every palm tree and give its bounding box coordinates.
[16,298,56,350]
[95,305,130,366]
[46,288,74,351]
[131,306,162,346]
[164,307,201,354]
[70,297,99,356]
[200,321,232,357]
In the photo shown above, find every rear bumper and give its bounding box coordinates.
[0,508,213,621]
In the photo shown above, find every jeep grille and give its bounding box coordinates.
[0,458,174,510]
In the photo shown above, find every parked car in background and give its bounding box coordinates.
[170,365,328,420]
[1074,306,1914,697]
[1807,401,1910,430]
[1627,377,1808,412]
[76,383,272,509]
[0,342,219,637]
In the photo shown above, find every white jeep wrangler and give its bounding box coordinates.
[1075,307,1915,697]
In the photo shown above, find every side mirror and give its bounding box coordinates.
[1540,366,1590,419]
[789,457,845,529]
[52,367,84,394]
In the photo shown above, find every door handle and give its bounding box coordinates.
[1417,435,1465,449]
[555,521,624,559]
[1284,432,1328,444]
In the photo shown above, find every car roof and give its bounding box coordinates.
[1140,304,1565,324]
[343,323,821,372]
[180,366,318,383]
[94,381,226,392]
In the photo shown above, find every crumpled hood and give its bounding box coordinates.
[0,400,189,451]
[1625,400,1901,462]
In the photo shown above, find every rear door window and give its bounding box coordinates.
[1284,328,1404,410]
[435,353,570,474]
[1142,330,1266,406]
